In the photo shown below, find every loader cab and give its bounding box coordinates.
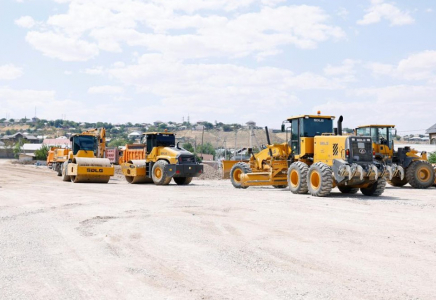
[355,125,396,156]
[143,132,176,154]
[71,134,98,155]
[282,114,335,155]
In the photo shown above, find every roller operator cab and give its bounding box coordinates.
[284,114,387,197]
[356,125,434,189]
[61,128,115,183]
[120,132,203,185]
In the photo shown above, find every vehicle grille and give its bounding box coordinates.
[349,137,373,163]
[179,155,196,163]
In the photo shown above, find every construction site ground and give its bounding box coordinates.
[1,159,435,300]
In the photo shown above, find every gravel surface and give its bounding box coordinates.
[1,159,436,300]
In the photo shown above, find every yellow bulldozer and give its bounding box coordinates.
[229,113,394,197]
[121,132,203,185]
[355,125,435,189]
[61,128,114,183]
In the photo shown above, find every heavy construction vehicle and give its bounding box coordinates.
[356,125,435,189]
[120,132,203,185]
[229,113,394,197]
[47,147,69,176]
[61,128,114,183]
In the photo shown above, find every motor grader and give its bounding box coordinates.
[61,128,114,183]
[120,132,203,185]
[355,125,435,189]
[230,113,395,197]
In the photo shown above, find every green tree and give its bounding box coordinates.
[196,142,216,157]
[108,138,129,147]
[183,142,194,152]
[428,152,436,164]
[35,145,50,160]
[222,125,233,132]
[13,141,24,158]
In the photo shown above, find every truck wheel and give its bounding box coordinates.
[307,162,332,197]
[152,161,172,185]
[338,186,359,194]
[387,176,408,187]
[230,162,251,189]
[406,161,435,189]
[56,164,62,176]
[288,162,309,194]
[361,177,386,196]
[174,177,193,185]
[61,162,70,182]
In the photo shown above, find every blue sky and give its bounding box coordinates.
[1,0,435,133]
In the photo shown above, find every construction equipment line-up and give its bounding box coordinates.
[47,113,436,197]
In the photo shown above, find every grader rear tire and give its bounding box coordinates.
[406,161,435,189]
[152,161,172,185]
[288,162,309,194]
[338,186,359,194]
[387,176,408,187]
[307,162,332,197]
[360,177,386,196]
[174,177,193,185]
[230,162,251,189]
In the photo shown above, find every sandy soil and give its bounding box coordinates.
[0,159,435,300]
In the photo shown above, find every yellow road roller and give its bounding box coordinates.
[121,132,203,185]
[61,128,114,183]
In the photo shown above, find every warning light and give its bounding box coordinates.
[317,111,321,115]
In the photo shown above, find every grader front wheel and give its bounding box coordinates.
[307,162,333,197]
[287,162,309,194]
[230,162,251,189]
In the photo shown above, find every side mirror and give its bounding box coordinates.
[247,148,253,154]
[281,124,285,132]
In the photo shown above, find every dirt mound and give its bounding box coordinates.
[196,164,222,180]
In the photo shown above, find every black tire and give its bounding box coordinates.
[61,162,70,182]
[230,162,251,189]
[152,161,172,185]
[361,177,386,196]
[387,176,408,187]
[174,177,193,185]
[56,163,62,176]
[307,162,332,197]
[273,185,288,188]
[406,161,435,189]
[338,186,359,194]
[288,162,309,194]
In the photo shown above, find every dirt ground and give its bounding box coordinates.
[1,159,435,300]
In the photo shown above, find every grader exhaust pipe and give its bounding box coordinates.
[337,115,343,136]
[265,126,273,157]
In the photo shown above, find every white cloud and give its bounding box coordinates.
[367,50,436,82]
[0,64,23,80]
[426,8,433,13]
[357,0,414,26]
[25,31,99,61]
[324,59,359,82]
[84,67,104,75]
[64,71,72,75]
[15,16,35,28]
[337,7,349,19]
[21,1,345,61]
[88,85,124,94]
[314,85,436,129]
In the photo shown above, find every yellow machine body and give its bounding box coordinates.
[63,128,114,183]
[121,132,203,185]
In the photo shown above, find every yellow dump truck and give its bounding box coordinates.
[61,128,114,183]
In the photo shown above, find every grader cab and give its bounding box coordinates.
[356,125,435,189]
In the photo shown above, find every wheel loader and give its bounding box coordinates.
[61,128,114,183]
[230,113,394,197]
[355,125,435,189]
[120,132,203,185]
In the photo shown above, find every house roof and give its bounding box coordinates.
[426,123,436,134]
[43,138,71,146]
[22,144,43,151]
[0,132,38,140]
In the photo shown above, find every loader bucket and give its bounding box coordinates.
[222,160,248,179]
